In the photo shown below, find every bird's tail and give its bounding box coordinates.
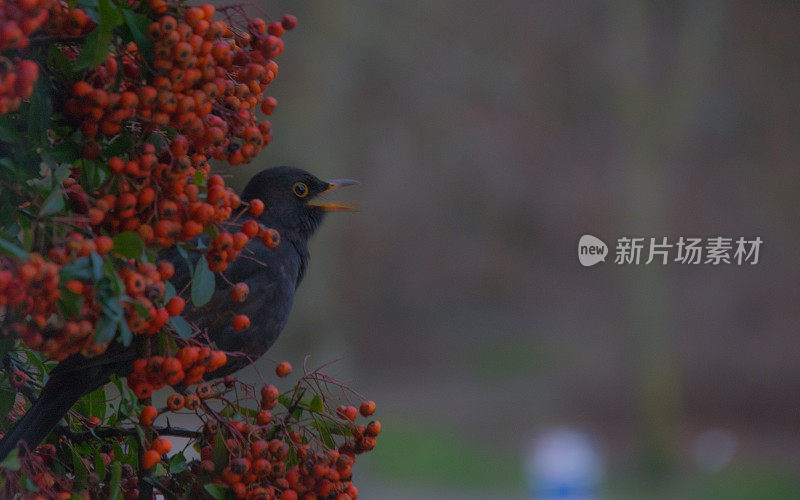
[0,367,106,460]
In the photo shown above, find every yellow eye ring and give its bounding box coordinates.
[293,182,308,198]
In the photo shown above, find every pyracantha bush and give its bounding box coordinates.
[0,0,376,497]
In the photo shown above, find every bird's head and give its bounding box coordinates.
[240,166,358,236]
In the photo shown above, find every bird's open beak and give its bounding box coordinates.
[308,179,359,212]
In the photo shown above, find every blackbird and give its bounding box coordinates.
[0,166,357,460]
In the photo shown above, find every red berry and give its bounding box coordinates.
[359,400,376,417]
[248,199,264,217]
[281,14,297,30]
[139,405,158,426]
[232,314,250,332]
[166,296,185,316]
[275,361,291,378]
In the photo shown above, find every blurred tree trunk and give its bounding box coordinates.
[610,0,723,477]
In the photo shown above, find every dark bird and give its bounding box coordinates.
[0,166,357,459]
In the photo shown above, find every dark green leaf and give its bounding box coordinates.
[94,314,118,344]
[58,289,85,318]
[71,447,88,489]
[308,395,324,413]
[75,28,112,70]
[122,295,150,318]
[61,257,93,281]
[112,232,144,259]
[191,257,215,307]
[168,452,188,474]
[90,252,103,281]
[40,188,65,215]
[118,319,132,346]
[164,281,176,300]
[107,462,122,500]
[211,433,227,471]
[311,417,336,449]
[121,9,153,58]
[93,450,106,481]
[103,133,133,158]
[97,0,122,26]
[204,484,229,500]
[76,386,106,421]
[0,448,19,471]
[169,316,192,339]
[24,71,52,140]
[0,237,28,259]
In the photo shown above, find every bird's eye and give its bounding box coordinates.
[293,182,308,198]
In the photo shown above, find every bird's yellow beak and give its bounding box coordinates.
[308,179,359,212]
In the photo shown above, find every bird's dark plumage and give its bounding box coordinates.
[0,167,355,459]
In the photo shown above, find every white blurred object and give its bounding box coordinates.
[525,428,603,500]
[692,428,737,473]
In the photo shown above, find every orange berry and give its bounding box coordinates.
[281,14,298,30]
[241,220,259,238]
[66,280,84,295]
[139,405,158,425]
[95,236,113,254]
[336,405,358,421]
[230,282,249,302]
[166,296,185,316]
[359,400,376,417]
[166,393,185,411]
[157,260,175,280]
[248,199,264,216]
[259,228,280,248]
[152,438,172,455]
[232,314,250,332]
[142,449,160,469]
[275,361,291,378]
[260,96,277,115]
[365,420,381,437]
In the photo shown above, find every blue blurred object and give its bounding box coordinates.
[526,429,603,500]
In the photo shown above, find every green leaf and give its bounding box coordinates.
[164,281,176,300]
[0,448,20,471]
[58,289,85,318]
[97,0,122,27]
[24,70,52,140]
[76,386,106,421]
[107,462,122,500]
[121,9,153,58]
[308,394,324,413]
[61,257,93,280]
[71,447,88,490]
[191,257,215,307]
[211,433,227,471]
[0,237,28,259]
[311,417,336,449]
[94,313,119,344]
[112,232,144,259]
[75,27,113,70]
[40,187,65,215]
[204,484,229,500]
[169,316,192,339]
[75,0,123,70]
[0,389,13,428]
[103,133,133,158]
[118,318,132,346]
[168,452,188,474]
[93,450,106,481]
[90,252,104,280]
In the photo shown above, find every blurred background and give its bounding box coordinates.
[221,1,800,498]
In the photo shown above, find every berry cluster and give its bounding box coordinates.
[127,345,228,399]
[0,0,49,112]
